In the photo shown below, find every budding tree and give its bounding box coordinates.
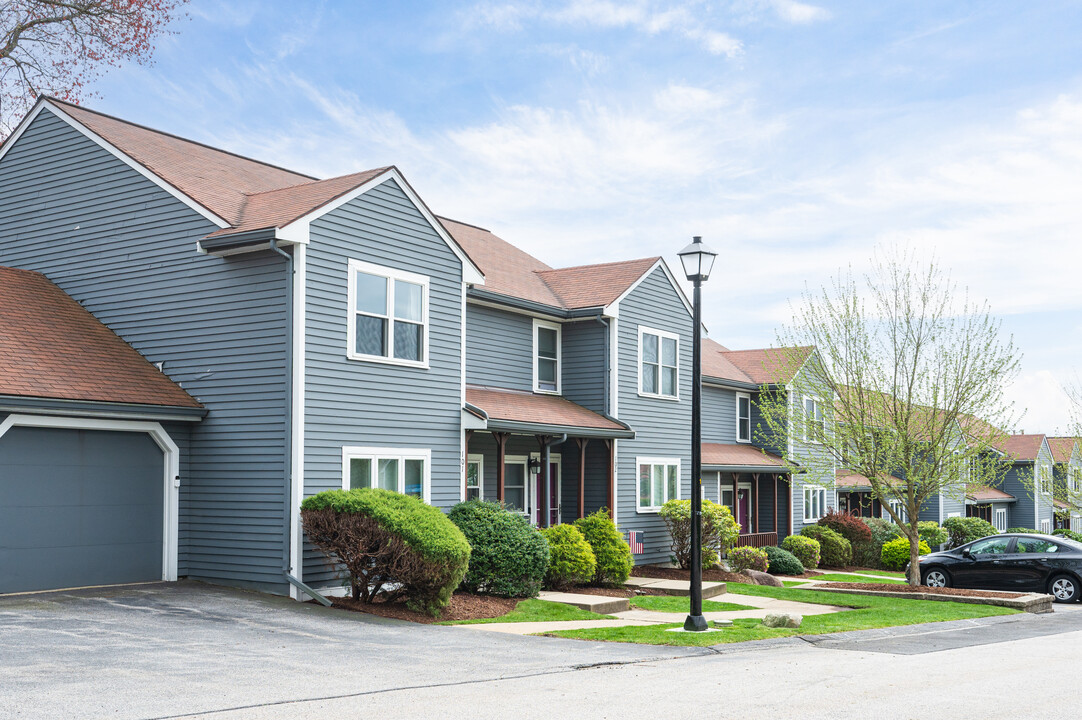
[756,252,1021,585]
[1,0,186,135]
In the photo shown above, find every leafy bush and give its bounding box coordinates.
[300,488,470,616]
[540,524,597,590]
[918,521,948,549]
[763,545,805,575]
[818,509,872,544]
[448,500,550,598]
[942,516,997,548]
[573,508,634,585]
[728,546,769,574]
[1054,528,1082,543]
[800,525,852,567]
[852,517,904,568]
[659,499,741,570]
[781,535,821,569]
[1005,527,1038,534]
[881,537,931,570]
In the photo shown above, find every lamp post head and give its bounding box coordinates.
[677,235,717,283]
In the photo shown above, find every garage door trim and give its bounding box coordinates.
[0,414,179,583]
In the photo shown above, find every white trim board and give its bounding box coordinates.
[0,414,180,584]
[606,259,695,323]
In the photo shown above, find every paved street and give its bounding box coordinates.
[3,581,1081,720]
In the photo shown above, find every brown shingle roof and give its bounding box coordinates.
[995,433,1046,462]
[536,257,660,309]
[701,443,786,468]
[702,338,753,384]
[466,385,626,432]
[968,485,1015,502]
[1048,437,1079,464]
[722,346,814,385]
[0,266,201,409]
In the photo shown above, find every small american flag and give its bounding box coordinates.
[628,531,644,555]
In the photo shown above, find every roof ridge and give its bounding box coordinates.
[45,96,318,183]
[242,167,393,199]
[536,256,660,275]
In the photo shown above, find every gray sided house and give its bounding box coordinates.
[444,217,694,566]
[992,434,1056,533]
[699,340,836,545]
[0,98,483,598]
[1049,437,1082,531]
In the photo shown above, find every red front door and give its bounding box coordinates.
[535,462,559,526]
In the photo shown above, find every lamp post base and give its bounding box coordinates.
[683,613,709,632]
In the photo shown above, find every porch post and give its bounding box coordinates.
[536,434,552,528]
[731,472,739,522]
[752,473,760,534]
[787,473,793,536]
[494,432,508,502]
[605,439,615,517]
[576,438,589,519]
[773,474,779,534]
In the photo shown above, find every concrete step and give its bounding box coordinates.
[624,577,727,599]
[537,591,630,614]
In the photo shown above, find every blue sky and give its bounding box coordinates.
[87,0,1082,432]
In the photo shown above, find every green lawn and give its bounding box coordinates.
[543,583,1017,646]
[811,573,907,585]
[629,595,757,613]
[849,569,907,579]
[438,599,613,625]
[782,580,811,587]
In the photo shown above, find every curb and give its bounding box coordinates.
[810,586,1054,613]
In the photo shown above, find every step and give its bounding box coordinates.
[624,578,727,599]
[536,591,630,614]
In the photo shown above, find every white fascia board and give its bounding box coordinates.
[39,102,230,229]
[604,258,694,320]
[278,167,485,285]
[0,99,48,164]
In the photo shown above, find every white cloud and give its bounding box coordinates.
[769,0,831,25]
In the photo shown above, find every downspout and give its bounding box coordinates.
[269,239,295,586]
[541,433,568,527]
[595,316,609,414]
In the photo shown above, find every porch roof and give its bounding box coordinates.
[835,469,905,490]
[702,443,788,472]
[465,385,635,439]
[966,485,1016,504]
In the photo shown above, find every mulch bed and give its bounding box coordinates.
[822,583,1022,599]
[631,565,755,584]
[328,592,517,624]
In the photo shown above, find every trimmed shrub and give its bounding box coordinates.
[781,535,821,569]
[881,537,931,570]
[800,525,852,568]
[818,509,872,545]
[942,516,997,548]
[763,546,805,575]
[659,498,741,570]
[918,521,948,549]
[540,524,597,590]
[573,508,634,585]
[1053,528,1082,543]
[853,517,904,568]
[1005,527,1038,534]
[448,500,550,598]
[300,488,470,616]
[728,546,769,574]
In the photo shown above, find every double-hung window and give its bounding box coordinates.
[503,457,528,513]
[637,458,680,512]
[887,499,908,524]
[1039,463,1052,494]
[639,327,679,399]
[347,259,429,366]
[803,396,824,443]
[803,486,826,522]
[736,393,751,443]
[465,454,483,501]
[343,447,430,501]
[533,320,561,393]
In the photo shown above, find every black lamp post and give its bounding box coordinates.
[677,235,717,632]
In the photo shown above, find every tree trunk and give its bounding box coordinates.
[907,525,922,586]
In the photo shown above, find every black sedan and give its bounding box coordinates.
[914,533,1082,602]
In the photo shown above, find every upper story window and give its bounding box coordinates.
[639,327,679,400]
[343,446,430,502]
[1039,463,1052,494]
[803,396,824,443]
[1070,467,1080,492]
[533,319,561,394]
[347,259,429,367]
[736,393,751,443]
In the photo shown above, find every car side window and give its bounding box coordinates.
[968,537,1012,555]
[1016,538,1059,554]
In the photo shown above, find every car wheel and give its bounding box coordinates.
[922,568,951,588]
[1049,575,1080,603]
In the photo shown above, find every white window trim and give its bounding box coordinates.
[637,326,681,401]
[465,453,484,502]
[345,258,430,369]
[803,395,824,444]
[994,508,1008,532]
[503,454,529,515]
[888,499,908,524]
[341,446,432,502]
[532,318,562,395]
[1041,518,1051,534]
[636,456,681,513]
[736,392,751,443]
[803,486,826,523]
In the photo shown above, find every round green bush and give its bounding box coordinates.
[763,545,805,575]
[448,500,550,598]
[853,517,904,568]
[1005,527,1038,534]
[1053,528,1082,543]
[818,509,872,544]
[573,508,634,585]
[942,516,997,548]
[540,524,597,590]
[728,546,769,574]
[300,488,470,616]
[918,521,948,548]
[658,498,740,570]
[880,537,931,570]
[800,525,852,567]
[781,535,821,569]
